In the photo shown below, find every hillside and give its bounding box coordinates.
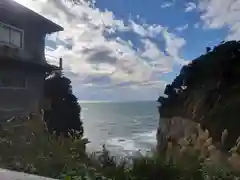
[158,40,240,149]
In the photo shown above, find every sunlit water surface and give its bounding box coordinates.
[81,101,159,157]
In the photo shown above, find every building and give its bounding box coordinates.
[0,0,63,120]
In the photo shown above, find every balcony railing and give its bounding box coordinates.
[0,44,33,62]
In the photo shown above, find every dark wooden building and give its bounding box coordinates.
[0,0,63,119]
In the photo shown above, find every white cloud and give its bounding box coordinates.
[185,2,197,12]
[198,0,240,40]
[14,0,186,100]
[160,2,174,8]
[162,29,188,65]
[175,24,189,32]
[129,21,163,38]
[140,39,173,72]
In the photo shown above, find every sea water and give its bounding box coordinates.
[81,101,159,157]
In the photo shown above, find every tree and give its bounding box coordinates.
[158,40,240,107]
[157,96,167,104]
[164,84,176,97]
[44,72,83,138]
[206,47,211,53]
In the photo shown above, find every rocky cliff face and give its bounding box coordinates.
[157,41,240,150]
[156,116,198,152]
[158,86,240,149]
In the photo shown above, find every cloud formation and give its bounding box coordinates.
[160,2,174,8]
[175,24,189,32]
[185,2,197,12]
[198,0,240,40]
[15,0,187,101]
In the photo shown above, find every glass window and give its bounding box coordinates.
[0,25,10,44]
[10,29,22,48]
[0,22,23,48]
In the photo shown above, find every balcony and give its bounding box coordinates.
[0,44,33,62]
[0,44,60,73]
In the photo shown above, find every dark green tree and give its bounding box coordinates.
[164,84,176,97]
[206,47,211,53]
[157,96,167,104]
[44,72,83,138]
[158,40,240,106]
[158,40,240,148]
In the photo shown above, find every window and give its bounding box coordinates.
[0,22,24,48]
[0,74,27,89]
[0,25,10,43]
[11,29,22,47]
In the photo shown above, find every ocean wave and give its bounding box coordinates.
[131,115,158,121]
[107,137,138,152]
[133,130,157,144]
[105,130,157,156]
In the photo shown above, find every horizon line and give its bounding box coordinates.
[78,100,157,103]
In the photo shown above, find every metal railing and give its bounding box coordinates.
[0,44,32,61]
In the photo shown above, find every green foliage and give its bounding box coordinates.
[44,72,83,138]
[157,96,167,104]
[0,117,88,178]
[158,40,240,148]
[62,148,240,180]
[160,40,240,100]
[0,118,239,180]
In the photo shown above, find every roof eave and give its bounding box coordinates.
[46,25,64,34]
[7,0,64,34]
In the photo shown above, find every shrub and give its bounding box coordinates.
[0,116,88,178]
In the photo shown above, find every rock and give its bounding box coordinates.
[156,116,197,152]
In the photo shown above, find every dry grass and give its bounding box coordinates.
[0,115,89,178]
[165,122,240,175]
[0,114,240,179]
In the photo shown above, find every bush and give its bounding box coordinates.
[62,151,238,180]
[0,116,88,178]
[62,124,240,180]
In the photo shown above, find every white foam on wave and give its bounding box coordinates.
[133,130,157,144]
[107,137,138,152]
[106,130,157,156]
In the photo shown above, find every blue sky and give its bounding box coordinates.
[16,0,240,101]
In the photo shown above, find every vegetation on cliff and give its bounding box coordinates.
[158,40,240,149]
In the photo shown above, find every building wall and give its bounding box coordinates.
[0,9,46,63]
[0,66,45,120]
[0,3,57,120]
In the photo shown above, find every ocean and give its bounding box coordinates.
[81,101,159,157]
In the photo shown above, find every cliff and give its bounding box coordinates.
[158,40,240,149]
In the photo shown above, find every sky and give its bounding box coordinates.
[15,0,240,102]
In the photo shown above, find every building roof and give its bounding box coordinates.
[1,0,64,33]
